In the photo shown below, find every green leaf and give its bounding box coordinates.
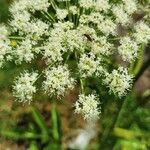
[0,130,41,139]
[51,103,61,142]
[31,107,49,143]
[113,127,150,139]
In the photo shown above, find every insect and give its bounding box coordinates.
[83,34,93,42]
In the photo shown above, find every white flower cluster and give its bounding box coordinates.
[97,19,116,36]
[69,6,78,15]
[0,25,12,67]
[103,67,133,97]
[42,37,64,64]
[14,38,34,64]
[122,0,137,15]
[80,0,110,12]
[43,65,75,96]
[13,72,38,103]
[10,0,50,36]
[56,9,68,20]
[79,0,93,9]
[118,37,138,62]
[133,21,150,44]
[78,53,101,77]
[91,36,113,55]
[0,25,9,40]
[112,0,137,25]
[112,5,131,26]
[75,94,101,121]
[94,0,110,12]
[10,0,50,13]
[0,0,149,120]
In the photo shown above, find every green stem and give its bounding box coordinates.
[64,52,71,64]
[131,44,145,76]
[109,37,120,41]
[100,51,150,147]
[114,95,130,127]
[9,36,25,40]
[80,78,84,94]
[51,0,58,10]
[51,101,60,142]
[134,57,150,82]
[66,1,72,22]
[41,11,55,22]
[0,130,42,140]
[99,99,125,148]
[74,51,85,94]
[45,11,55,22]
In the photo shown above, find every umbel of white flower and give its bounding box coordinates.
[0,25,12,67]
[78,53,101,77]
[75,94,101,121]
[118,37,138,62]
[13,72,38,104]
[43,65,75,96]
[0,0,150,120]
[103,67,133,97]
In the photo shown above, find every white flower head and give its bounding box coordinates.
[14,38,34,64]
[53,21,74,31]
[69,6,78,15]
[10,0,50,13]
[42,37,65,64]
[10,10,31,32]
[97,19,116,35]
[78,53,100,77]
[64,29,87,52]
[79,0,94,9]
[26,19,49,38]
[9,0,28,14]
[122,0,137,15]
[94,0,110,12]
[91,36,113,55]
[103,67,133,97]
[133,21,150,44]
[13,71,38,103]
[56,9,68,20]
[74,94,101,121]
[118,37,138,62]
[0,40,12,67]
[0,25,9,40]
[112,5,131,25]
[77,25,97,38]
[43,65,75,96]
[27,0,50,12]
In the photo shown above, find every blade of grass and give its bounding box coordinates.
[113,127,150,139]
[0,130,41,139]
[31,107,49,143]
[51,103,60,142]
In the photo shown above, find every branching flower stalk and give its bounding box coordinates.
[0,0,150,122]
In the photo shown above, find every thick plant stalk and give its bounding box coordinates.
[100,45,150,148]
[99,99,125,148]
